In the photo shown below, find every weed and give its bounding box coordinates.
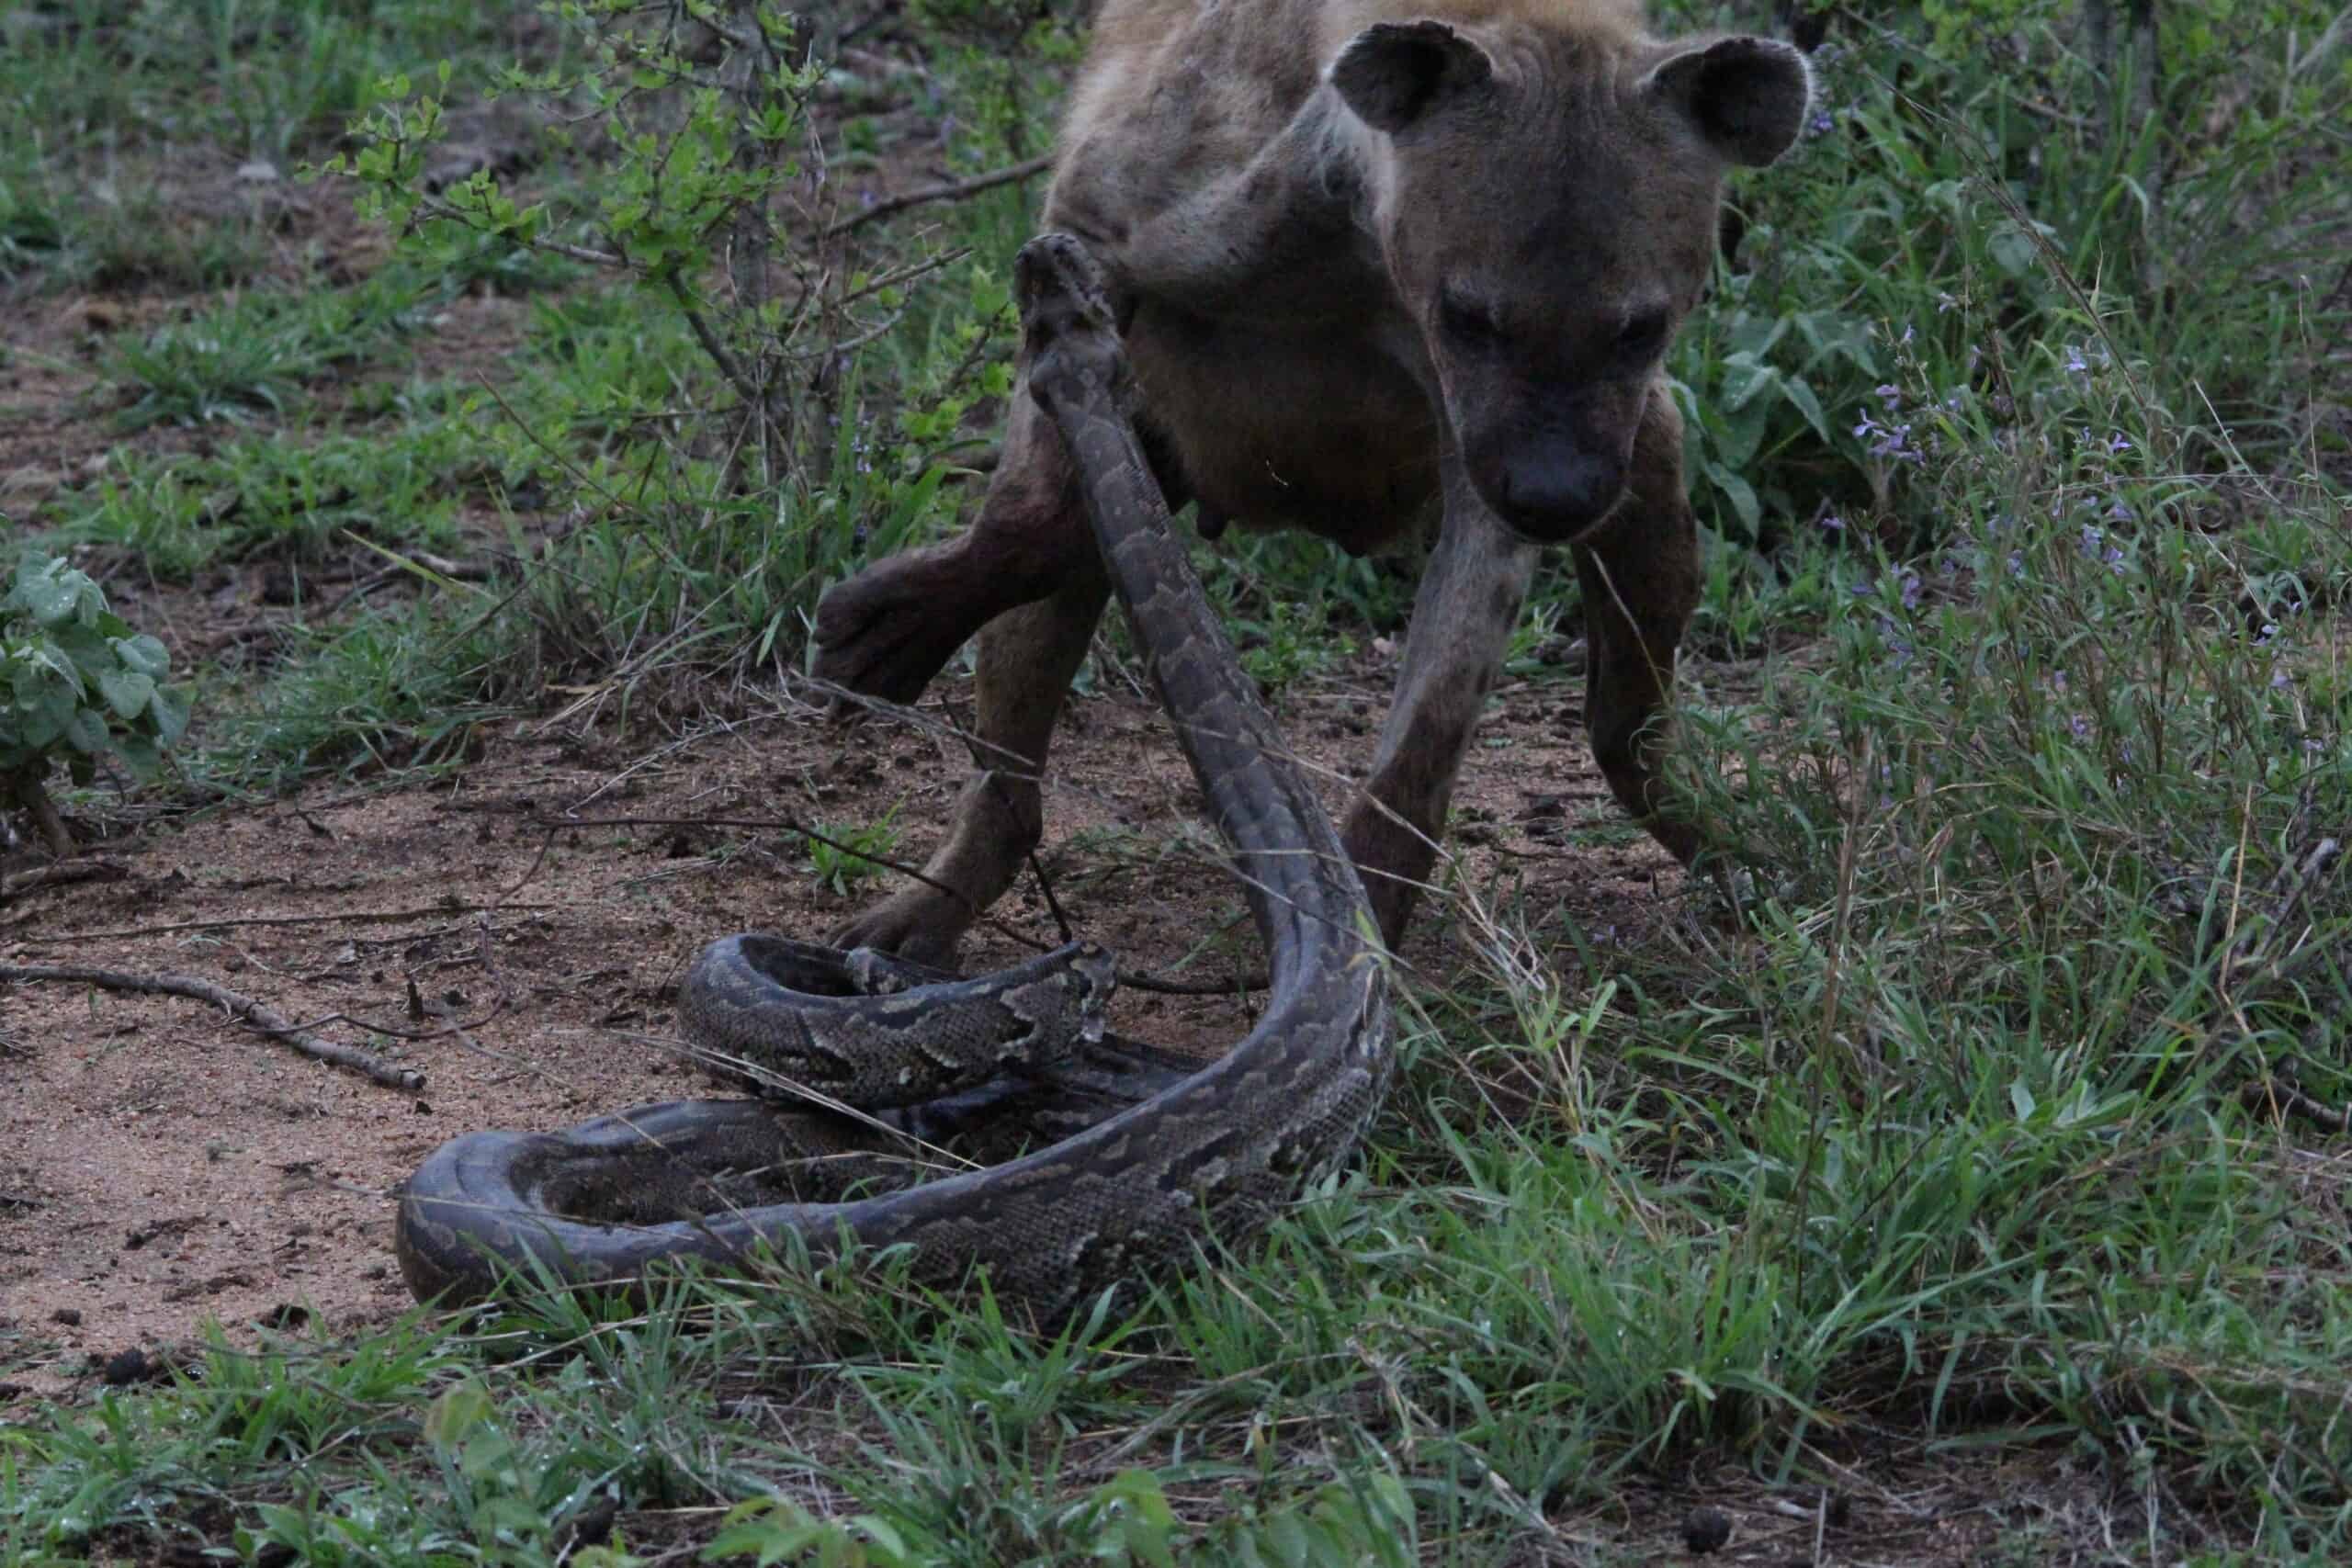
[809,808,905,897]
[1,553,187,852]
[7,0,2351,1560]
[102,270,441,431]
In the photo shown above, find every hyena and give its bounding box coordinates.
[810,0,1811,960]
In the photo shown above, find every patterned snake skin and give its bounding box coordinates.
[391,235,1395,1321]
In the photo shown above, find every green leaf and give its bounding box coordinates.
[111,635,170,679]
[1717,351,1778,413]
[54,623,118,677]
[1778,375,1831,444]
[9,555,91,627]
[424,1378,497,1449]
[96,669,155,721]
[62,706,107,756]
[1726,310,1789,360]
[1259,1512,1312,1568]
[1702,461,1761,534]
[149,685,191,745]
[115,732,162,778]
[1987,222,2038,277]
[1711,402,1770,472]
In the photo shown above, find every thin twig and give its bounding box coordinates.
[42,903,559,943]
[0,964,424,1091]
[481,806,1273,992]
[409,190,625,267]
[663,268,764,411]
[823,154,1052,237]
[456,809,982,920]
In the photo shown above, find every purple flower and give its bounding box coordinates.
[2052,670,2069,694]
[2108,499,2133,522]
[1820,513,1845,532]
[1876,383,1902,405]
[2105,547,2127,574]
[2064,344,2089,374]
[2079,525,2103,557]
[2108,433,2132,453]
[2069,714,2090,739]
[1899,571,1922,610]
[2007,550,2025,577]
[1854,412,1924,464]
[1875,615,1914,669]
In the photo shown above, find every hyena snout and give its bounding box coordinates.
[1472,431,1633,543]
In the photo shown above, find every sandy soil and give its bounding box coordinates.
[0,643,1686,1400]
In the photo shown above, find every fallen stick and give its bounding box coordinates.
[1,859,127,900]
[42,902,558,943]
[0,964,425,1092]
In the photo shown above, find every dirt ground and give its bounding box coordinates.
[0,87,1697,1410]
[0,620,1688,1398]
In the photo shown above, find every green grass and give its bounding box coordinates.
[55,424,488,578]
[6,0,2352,1562]
[100,268,447,430]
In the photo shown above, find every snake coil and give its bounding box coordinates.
[393,235,1394,1321]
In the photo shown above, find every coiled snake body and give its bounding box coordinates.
[393,237,1394,1321]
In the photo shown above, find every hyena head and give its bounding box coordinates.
[1330,16,1811,544]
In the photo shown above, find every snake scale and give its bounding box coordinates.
[393,235,1395,1322]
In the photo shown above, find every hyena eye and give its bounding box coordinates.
[1616,309,1671,363]
[1436,284,1502,345]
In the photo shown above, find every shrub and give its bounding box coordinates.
[1,553,188,854]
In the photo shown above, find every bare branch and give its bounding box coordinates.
[824,155,1054,238]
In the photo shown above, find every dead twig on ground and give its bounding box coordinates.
[1,859,127,901]
[38,903,559,943]
[0,964,425,1092]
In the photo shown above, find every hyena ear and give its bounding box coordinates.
[1329,20,1496,135]
[1645,36,1813,167]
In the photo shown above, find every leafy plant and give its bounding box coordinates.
[1,553,187,854]
[809,809,905,897]
[323,3,979,657]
